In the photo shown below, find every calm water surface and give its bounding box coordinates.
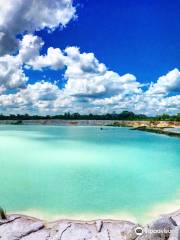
[0,125,180,221]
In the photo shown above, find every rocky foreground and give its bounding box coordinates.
[1,210,180,240]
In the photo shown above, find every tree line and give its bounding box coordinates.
[0,111,179,121]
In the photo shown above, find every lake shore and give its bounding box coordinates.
[107,121,180,137]
[131,126,180,138]
[1,119,179,137]
[0,119,179,127]
[1,209,180,239]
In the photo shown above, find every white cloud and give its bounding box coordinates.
[0,34,179,115]
[23,81,60,102]
[0,81,61,114]
[0,0,76,55]
[0,54,28,91]
[18,34,44,63]
[24,44,141,99]
[147,68,180,95]
[64,47,107,77]
[27,47,65,70]
[91,92,180,116]
[63,47,140,98]
[0,34,39,92]
[0,0,179,116]
[138,94,180,116]
[0,80,179,115]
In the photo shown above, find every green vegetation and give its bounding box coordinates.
[0,207,6,220]
[0,111,179,121]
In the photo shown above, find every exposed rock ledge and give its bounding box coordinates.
[1,210,180,240]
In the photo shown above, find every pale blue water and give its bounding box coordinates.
[0,125,179,221]
[165,128,180,133]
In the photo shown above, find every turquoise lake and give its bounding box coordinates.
[0,125,180,222]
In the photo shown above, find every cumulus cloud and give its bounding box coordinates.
[1,80,179,115]
[0,34,63,92]
[0,34,39,93]
[134,94,180,116]
[18,34,44,63]
[24,43,141,99]
[0,0,179,115]
[147,68,180,95]
[27,47,65,70]
[0,54,28,91]
[64,47,107,77]
[0,34,179,115]
[0,0,76,55]
[0,81,61,114]
[29,46,140,99]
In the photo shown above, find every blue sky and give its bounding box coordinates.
[0,0,179,115]
[34,0,180,85]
